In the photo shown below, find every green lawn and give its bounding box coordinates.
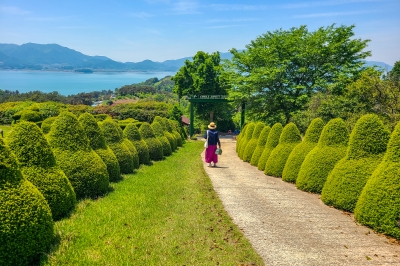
[0,125,12,138]
[42,141,263,265]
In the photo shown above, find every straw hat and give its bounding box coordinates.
[208,122,217,129]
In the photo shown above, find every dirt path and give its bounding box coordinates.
[202,136,400,266]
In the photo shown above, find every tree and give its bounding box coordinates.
[226,24,371,124]
[172,51,229,122]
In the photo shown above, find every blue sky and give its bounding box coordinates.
[0,0,399,65]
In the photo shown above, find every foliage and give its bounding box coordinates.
[173,51,229,121]
[354,121,400,238]
[122,139,140,169]
[226,24,371,124]
[47,112,110,198]
[282,118,325,183]
[157,117,177,151]
[123,123,150,165]
[100,119,134,174]
[265,123,302,177]
[250,125,271,166]
[139,122,164,161]
[152,121,172,156]
[168,119,183,147]
[243,122,265,162]
[236,124,247,153]
[322,114,390,212]
[6,121,76,220]
[257,123,283,171]
[41,116,57,134]
[110,101,173,123]
[238,122,255,159]
[78,113,121,182]
[296,118,349,193]
[0,138,54,265]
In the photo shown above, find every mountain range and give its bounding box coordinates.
[0,43,393,72]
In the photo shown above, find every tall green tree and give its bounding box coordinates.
[172,51,229,122]
[226,24,371,124]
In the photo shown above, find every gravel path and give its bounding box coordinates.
[202,136,400,266]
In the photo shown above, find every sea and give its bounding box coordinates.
[0,70,177,96]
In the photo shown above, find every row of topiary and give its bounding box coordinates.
[236,114,400,239]
[0,112,185,265]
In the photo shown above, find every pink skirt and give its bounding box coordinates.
[205,145,218,163]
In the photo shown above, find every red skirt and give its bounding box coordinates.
[205,145,218,163]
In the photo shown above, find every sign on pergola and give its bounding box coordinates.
[187,95,245,137]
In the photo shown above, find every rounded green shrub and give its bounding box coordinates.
[168,119,183,147]
[243,122,265,162]
[354,121,400,238]
[41,116,57,134]
[0,138,54,265]
[47,112,109,199]
[250,126,271,166]
[123,123,150,165]
[321,114,390,212]
[123,139,140,169]
[265,123,302,177]
[78,113,121,182]
[282,118,325,183]
[139,122,163,161]
[100,119,134,174]
[239,122,255,159]
[236,124,248,153]
[257,123,283,171]
[6,121,76,220]
[152,122,172,156]
[296,118,349,193]
[161,118,178,151]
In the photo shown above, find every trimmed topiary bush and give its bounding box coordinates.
[354,121,400,238]
[239,122,255,159]
[47,112,110,199]
[152,121,172,156]
[282,118,325,183]
[6,121,76,220]
[236,124,248,153]
[257,123,283,171]
[250,125,271,166]
[123,123,150,165]
[122,138,140,169]
[296,118,349,193]
[243,122,265,162]
[41,116,57,134]
[0,138,54,265]
[139,122,163,161]
[78,113,121,182]
[265,123,302,177]
[100,118,134,174]
[161,117,178,151]
[322,114,390,212]
[168,119,183,147]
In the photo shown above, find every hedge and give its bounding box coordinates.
[78,113,121,182]
[257,123,283,171]
[250,126,271,166]
[122,138,140,169]
[265,123,302,177]
[243,122,265,162]
[296,118,349,193]
[152,121,172,156]
[41,116,57,134]
[282,118,325,183]
[169,119,183,147]
[0,138,54,266]
[123,123,150,165]
[6,121,76,220]
[139,122,164,161]
[238,122,255,159]
[100,118,134,174]
[321,114,390,212]
[236,124,248,153]
[354,121,400,238]
[161,117,178,150]
[47,112,109,199]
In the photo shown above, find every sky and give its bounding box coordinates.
[0,0,399,66]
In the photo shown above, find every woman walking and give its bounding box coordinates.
[204,122,221,167]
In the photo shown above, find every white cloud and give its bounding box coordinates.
[171,1,201,14]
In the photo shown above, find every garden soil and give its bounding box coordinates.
[202,136,400,266]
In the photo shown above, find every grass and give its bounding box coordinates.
[0,124,12,138]
[42,141,263,265]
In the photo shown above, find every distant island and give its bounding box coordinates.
[0,43,393,72]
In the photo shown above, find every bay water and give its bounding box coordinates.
[0,70,176,96]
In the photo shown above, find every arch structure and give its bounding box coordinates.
[187,95,245,137]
